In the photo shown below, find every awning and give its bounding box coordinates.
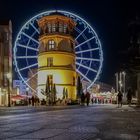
[11,95,26,101]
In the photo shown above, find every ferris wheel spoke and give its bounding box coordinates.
[30,22,39,34]
[75,27,88,41]
[19,63,38,72]
[25,72,38,82]
[76,62,97,73]
[21,32,39,44]
[17,43,38,51]
[76,47,99,54]
[75,36,95,49]
[76,57,100,62]
[16,56,37,59]
[76,69,91,83]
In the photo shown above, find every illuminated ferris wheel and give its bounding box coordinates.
[13,10,103,93]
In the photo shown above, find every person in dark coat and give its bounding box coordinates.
[86,92,90,106]
[81,92,85,106]
[127,88,133,106]
[31,96,35,106]
[117,90,123,107]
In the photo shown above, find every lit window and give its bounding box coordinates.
[48,40,55,50]
[52,23,56,32]
[59,23,63,33]
[47,57,53,67]
[47,75,53,85]
[64,24,67,33]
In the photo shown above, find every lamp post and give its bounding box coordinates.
[122,71,126,95]
[26,87,29,105]
[6,73,11,107]
[115,73,118,93]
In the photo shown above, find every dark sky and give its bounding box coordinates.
[0,0,140,86]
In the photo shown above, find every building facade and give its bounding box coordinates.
[0,20,12,106]
[37,14,77,100]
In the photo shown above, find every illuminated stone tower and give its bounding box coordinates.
[37,13,77,100]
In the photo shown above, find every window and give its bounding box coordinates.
[47,57,53,67]
[73,76,75,86]
[64,24,67,33]
[52,23,56,32]
[59,23,63,33]
[48,40,55,50]
[47,75,53,85]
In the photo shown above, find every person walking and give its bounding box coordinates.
[81,92,85,106]
[86,91,90,106]
[117,90,123,107]
[127,88,133,106]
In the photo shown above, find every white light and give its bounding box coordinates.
[122,71,126,75]
[6,73,11,79]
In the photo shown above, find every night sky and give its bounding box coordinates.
[0,0,140,86]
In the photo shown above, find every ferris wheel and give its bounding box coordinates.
[13,10,103,93]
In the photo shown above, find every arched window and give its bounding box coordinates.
[59,23,63,33]
[64,24,67,33]
[52,23,56,32]
[48,40,55,50]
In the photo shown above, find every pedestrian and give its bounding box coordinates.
[28,98,31,106]
[127,88,133,106]
[31,96,35,106]
[86,91,90,106]
[91,97,94,104]
[117,90,123,107]
[81,92,85,106]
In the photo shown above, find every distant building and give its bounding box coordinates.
[82,80,112,93]
[127,17,140,104]
[13,80,27,95]
[0,20,12,106]
[120,17,140,104]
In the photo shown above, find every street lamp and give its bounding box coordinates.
[26,87,29,105]
[115,73,118,93]
[122,71,126,94]
[6,73,11,107]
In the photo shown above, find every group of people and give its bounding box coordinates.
[117,87,133,107]
[80,92,90,106]
[28,96,40,106]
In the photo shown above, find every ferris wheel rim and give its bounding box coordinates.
[14,9,103,92]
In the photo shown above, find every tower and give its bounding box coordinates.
[37,13,77,100]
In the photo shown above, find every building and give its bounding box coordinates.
[0,20,12,106]
[13,80,27,95]
[119,17,140,105]
[127,17,140,105]
[37,13,77,100]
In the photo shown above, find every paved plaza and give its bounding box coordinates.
[0,105,140,140]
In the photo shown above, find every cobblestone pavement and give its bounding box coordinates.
[0,104,140,140]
